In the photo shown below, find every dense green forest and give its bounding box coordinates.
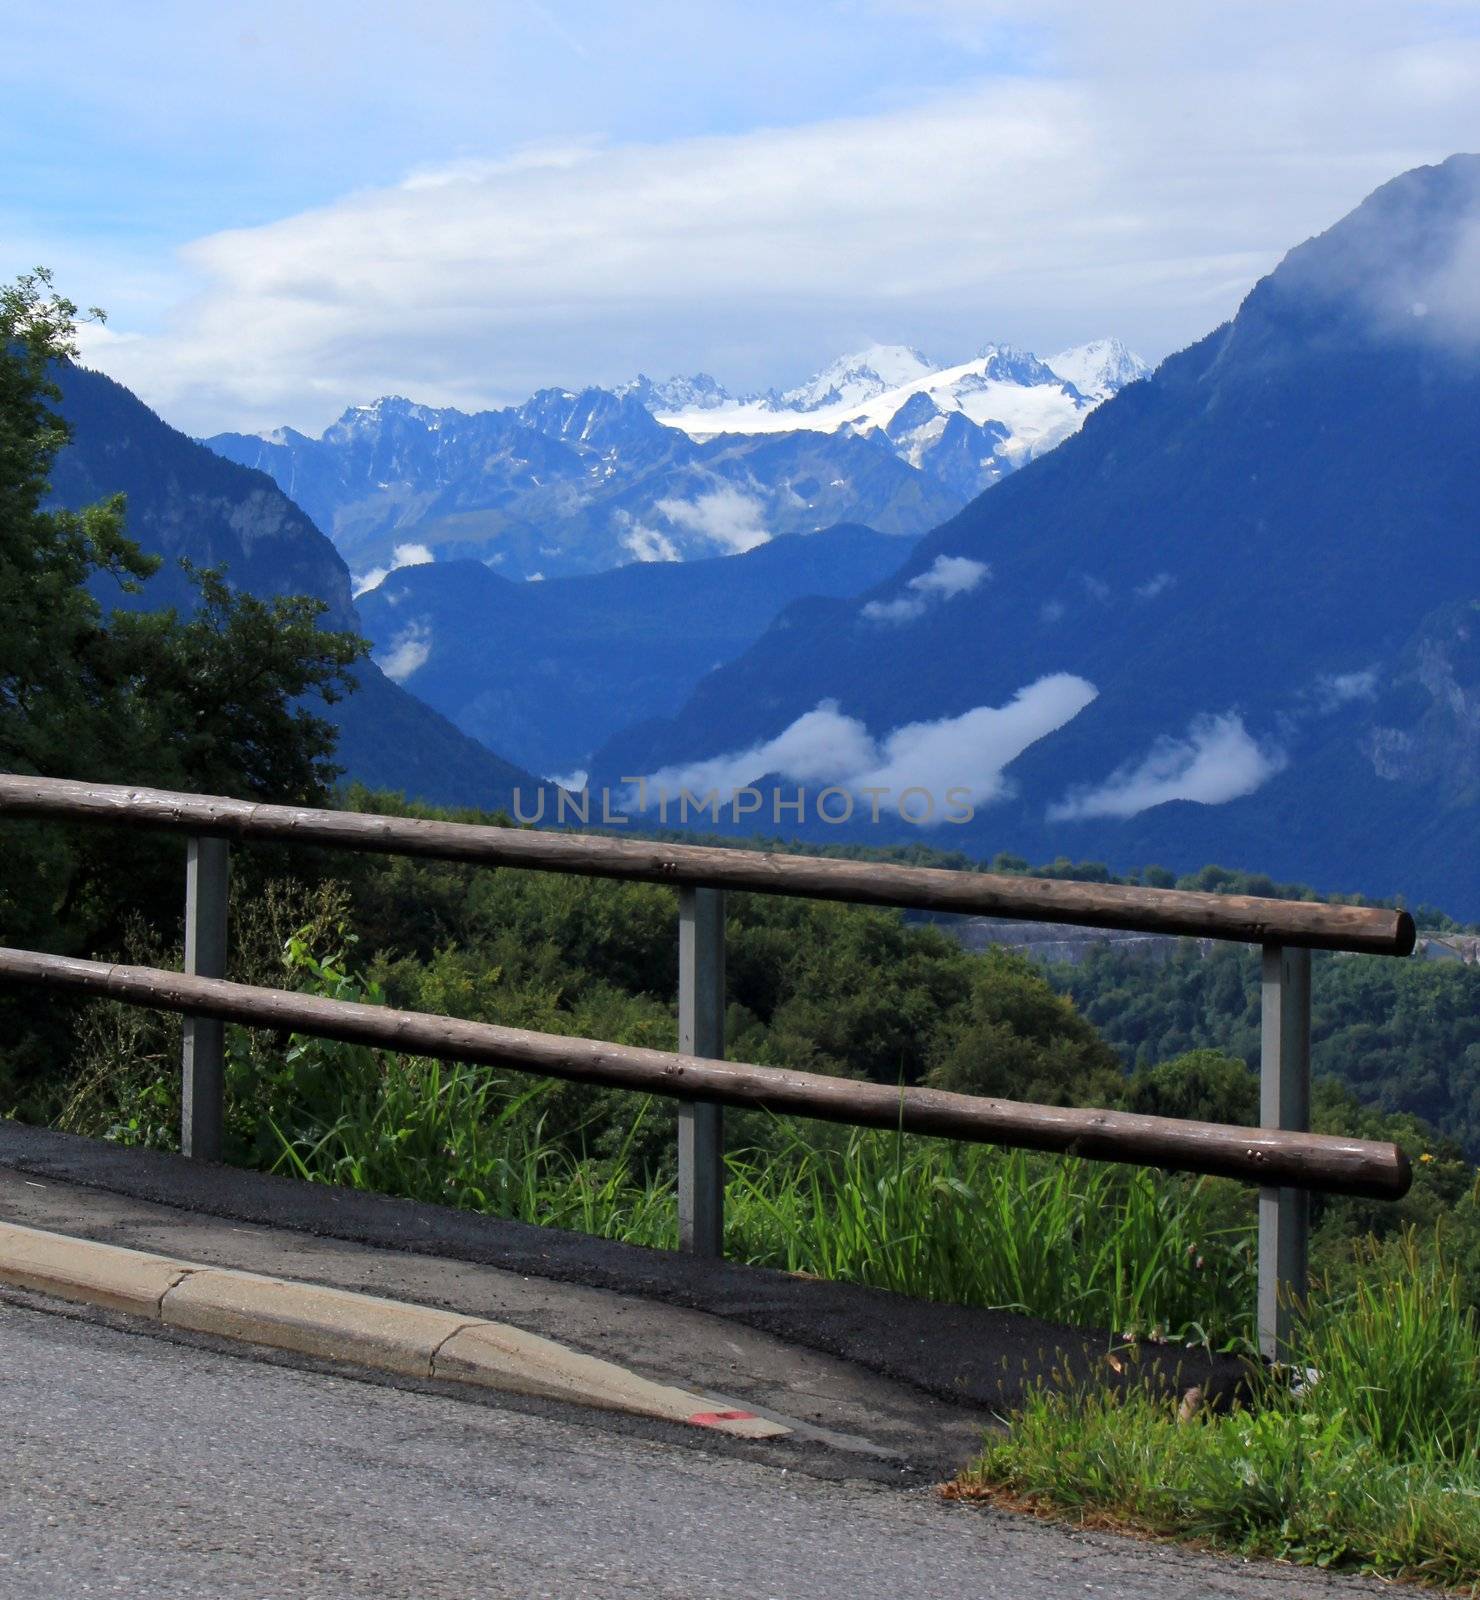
[1051,943,1480,1157]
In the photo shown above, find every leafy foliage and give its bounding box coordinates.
[926,945,1122,1105]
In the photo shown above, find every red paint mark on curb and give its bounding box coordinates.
[688,1410,756,1426]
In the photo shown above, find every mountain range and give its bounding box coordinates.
[594,156,1480,914]
[46,155,1480,915]
[204,340,1145,584]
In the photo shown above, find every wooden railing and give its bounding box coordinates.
[0,774,1417,1358]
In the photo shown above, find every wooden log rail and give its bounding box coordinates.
[0,771,1423,1356]
[0,947,1412,1201]
[0,775,1415,955]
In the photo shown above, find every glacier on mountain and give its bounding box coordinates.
[1045,338,1150,401]
[654,339,1144,481]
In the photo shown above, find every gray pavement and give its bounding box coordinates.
[0,1119,1252,1418]
[0,1165,983,1478]
[0,1296,1387,1600]
[0,1120,1396,1595]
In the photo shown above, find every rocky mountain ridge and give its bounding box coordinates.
[205,339,1145,584]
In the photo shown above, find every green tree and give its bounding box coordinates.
[1121,1048,1259,1126]
[926,945,1123,1106]
[0,269,368,1104]
[0,270,156,780]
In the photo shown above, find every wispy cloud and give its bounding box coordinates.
[374,619,432,682]
[352,541,435,599]
[1312,667,1380,711]
[61,6,1480,434]
[862,554,990,624]
[616,514,680,563]
[653,486,770,554]
[1048,711,1285,821]
[638,673,1097,812]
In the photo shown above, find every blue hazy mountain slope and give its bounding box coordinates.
[51,363,360,631]
[46,363,551,812]
[355,523,913,777]
[593,157,1480,913]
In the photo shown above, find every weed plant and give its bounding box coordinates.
[958,1236,1480,1588]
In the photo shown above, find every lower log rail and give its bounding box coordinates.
[0,946,1411,1201]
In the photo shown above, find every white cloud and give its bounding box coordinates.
[1313,667,1380,710]
[637,673,1096,813]
[352,541,435,598]
[68,12,1480,434]
[374,620,432,682]
[1048,711,1286,821]
[653,486,771,554]
[862,554,990,624]
[1135,571,1175,600]
[617,513,681,563]
[642,701,879,800]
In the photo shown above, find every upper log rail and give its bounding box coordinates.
[0,946,1412,1200]
[0,775,1416,957]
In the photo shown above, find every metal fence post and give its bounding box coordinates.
[677,886,725,1256]
[182,835,230,1160]
[1258,943,1311,1361]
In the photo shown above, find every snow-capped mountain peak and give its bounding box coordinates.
[209,333,1149,590]
[974,343,1067,388]
[774,344,937,413]
[1047,338,1151,401]
[617,372,735,412]
[652,338,1145,482]
[323,395,456,441]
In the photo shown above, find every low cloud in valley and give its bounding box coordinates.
[861,554,990,624]
[352,542,435,599]
[374,619,432,682]
[636,673,1097,815]
[1048,711,1286,821]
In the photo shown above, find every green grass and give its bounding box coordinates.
[724,1131,1248,1340]
[955,1236,1480,1590]
[262,1049,1252,1341]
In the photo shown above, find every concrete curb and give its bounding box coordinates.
[0,1221,788,1439]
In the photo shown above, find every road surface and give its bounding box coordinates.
[0,1294,1385,1600]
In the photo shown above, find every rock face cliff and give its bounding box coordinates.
[49,362,550,813]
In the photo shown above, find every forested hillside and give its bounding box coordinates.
[1053,944,1480,1158]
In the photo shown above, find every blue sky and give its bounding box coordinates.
[6,1,1479,433]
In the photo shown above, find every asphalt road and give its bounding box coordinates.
[0,1119,1253,1417]
[0,1296,1385,1600]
